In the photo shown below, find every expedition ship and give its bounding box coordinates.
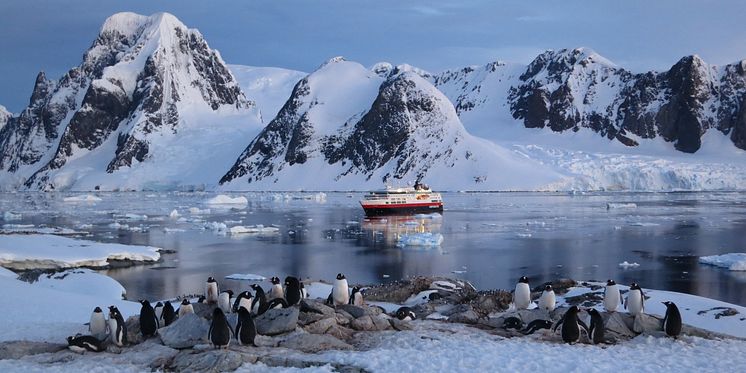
[360,183,443,216]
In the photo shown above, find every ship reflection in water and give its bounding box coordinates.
[361,214,444,251]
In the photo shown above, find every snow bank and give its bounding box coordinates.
[205,194,248,205]
[62,195,102,202]
[225,273,266,281]
[0,234,161,270]
[699,253,746,271]
[396,233,444,247]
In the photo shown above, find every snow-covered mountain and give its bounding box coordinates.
[219,58,565,190]
[228,65,306,123]
[0,105,10,131]
[0,12,263,191]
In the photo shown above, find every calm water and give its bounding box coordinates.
[2,191,745,305]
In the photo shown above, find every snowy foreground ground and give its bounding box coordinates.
[0,268,745,372]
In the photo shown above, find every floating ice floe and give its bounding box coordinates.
[628,222,660,227]
[113,213,148,220]
[3,211,22,221]
[163,228,186,233]
[62,195,102,202]
[618,261,641,268]
[699,253,746,271]
[0,226,83,236]
[396,232,444,247]
[413,213,442,219]
[203,221,228,234]
[225,273,266,281]
[189,207,211,215]
[169,209,180,218]
[205,194,248,206]
[0,234,160,270]
[228,225,280,235]
[607,202,637,209]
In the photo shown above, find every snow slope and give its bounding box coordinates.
[229,65,306,122]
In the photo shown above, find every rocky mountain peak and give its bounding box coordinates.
[0,105,10,130]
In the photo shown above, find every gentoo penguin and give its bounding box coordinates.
[205,277,219,304]
[218,290,234,314]
[284,276,303,306]
[235,306,257,346]
[553,306,588,344]
[232,291,254,313]
[153,302,164,321]
[108,306,127,347]
[250,284,268,314]
[300,280,308,299]
[89,307,107,336]
[139,300,159,338]
[513,276,531,310]
[268,277,285,300]
[502,316,524,330]
[349,286,364,306]
[662,301,682,338]
[178,299,194,318]
[331,273,349,306]
[521,319,553,335]
[587,308,605,344]
[625,282,645,316]
[67,335,105,353]
[266,297,289,311]
[603,280,624,312]
[538,284,556,311]
[161,301,176,326]
[395,306,416,321]
[208,308,232,349]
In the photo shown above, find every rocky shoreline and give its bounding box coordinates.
[0,276,741,372]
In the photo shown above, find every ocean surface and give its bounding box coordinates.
[2,191,745,306]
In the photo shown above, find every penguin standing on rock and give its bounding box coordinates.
[89,307,107,336]
[139,300,159,338]
[553,306,588,344]
[538,285,556,311]
[218,290,234,314]
[67,335,105,353]
[161,301,176,326]
[205,277,219,304]
[284,276,303,306]
[178,299,194,318]
[108,306,127,347]
[586,308,605,344]
[662,301,682,338]
[395,307,416,321]
[603,280,623,312]
[513,276,531,310]
[250,284,268,314]
[232,291,253,313]
[268,277,285,300]
[208,308,232,348]
[153,302,164,321]
[349,286,364,306]
[235,306,257,346]
[330,273,349,306]
[625,282,645,316]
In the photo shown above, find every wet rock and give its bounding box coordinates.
[298,311,327,326]
[448,309,480,324]
[158,313,210,349]
[335,309,355,325]
[303,317,337,335]
[170,349,250,372]
[389,318,413,331]
[255,307,299,336]
[325,325,355,341]
[350,315,391,331]
[0,341,66,360]
[633,313,662,334]
[337,305,368,319]
[603,311,636,339]
[193,302,218,319]
[300,299,335,317]
[125,340,179,369]
[279,333,353,353]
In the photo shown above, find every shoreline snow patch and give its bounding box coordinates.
[699,253,746,271]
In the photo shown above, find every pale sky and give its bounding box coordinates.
[1,0,745,112]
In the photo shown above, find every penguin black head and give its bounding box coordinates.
[518,276,529,284]
[336,273,346,280]
[240,290,252,299]
[587,308,601,316]
[181,299,190,306]
[198,295,206,303]
[567,305,580,314]
[606,279,616,286]
[93,307,102,313]
[395,306,416,320]
[351,286,361,293]
[630,282,641,290]
[662,301,675,307]
[285,276,300,287]
[271,276,280,285]
[222,290,234,297]
[155,302,163,307]
[139,300,151,307]
[544,284,553,292]
[207,277,216,283]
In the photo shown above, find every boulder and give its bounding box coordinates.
[335,310,355,326]
[448,309,480,324]
[193,302,218,319]
[300,299,335,317]
[298,311,327,326]
[126,315,144,345]
[604,311,636,339]
[170,349,250,372]
[350,315,391,331]
[255,307,299,336]
[389,318,413,331]
[0,341,66,360]
[325,324,355,341]
[633,313,662,334]
[303,317,337,335]
[158,313,210,349]
[279,333,353,353]
[336,305,368,319]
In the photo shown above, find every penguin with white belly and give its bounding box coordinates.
[178,299,194,318]
[349,286,364,306]
[625,282,645,316]
[603,280,623,312]
[232,291,253,313]
[108,305,127,347]
[153,302,164,321]
[89,307,107,337]
[205,277,219,304]
[513,276,531,310]
[330,273,349,306]
[537,284,556,311]
[218,290,234,314]
[268,277,285,300]
[553,306,588,344]
[67,335,105,353]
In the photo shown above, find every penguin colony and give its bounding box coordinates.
[67,274,682,353]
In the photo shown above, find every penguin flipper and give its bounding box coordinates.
[325,292,333,306]
[552,317,564,332]
[578,319,590,335]
[619,290,624,307]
